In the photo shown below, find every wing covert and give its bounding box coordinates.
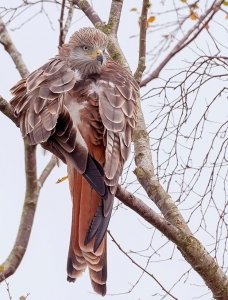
[10,58,77,145]
[97,61,139,191]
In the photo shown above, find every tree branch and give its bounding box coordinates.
[0,141,38,282]
[73,0,103,27]
[37,155,57,189]
[0,95,17,125]
[62,0,74,44]
[116,186,180,243]
[116,186,228,299]
[0,145,57,283]
[107,0,123,35]
[0,16,55,283]
[140,0,224,87]
[59,0,66,47]
[0,17,29,77]
[104,0,129,69]
[134,0,150,83]
[108,230,178,300]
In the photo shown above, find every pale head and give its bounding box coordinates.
[60,27,109,78]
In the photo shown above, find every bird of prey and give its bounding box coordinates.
[10,27,138,296]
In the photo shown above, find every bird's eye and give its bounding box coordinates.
[83,46,88,51]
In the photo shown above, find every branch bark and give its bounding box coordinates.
[134,0,150,83]
[72,0,103,27]
[61,0,74,44]
[0,95,18,124]
[0,17,28,77]
[0,141,37,282]
[59,0,66,47]
[0,146,56,282]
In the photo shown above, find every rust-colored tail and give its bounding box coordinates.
[67,155,108,296]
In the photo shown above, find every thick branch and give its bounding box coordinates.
[73,0,103,27]
[134,0,150,83]
[107,0,123,35]
[0,95,17,125]
[0,17,29,77]
[0,145,56,282]
[0,17,55,282]
[0,141,38,282]
[116,186,180,243]
[140,0,224,87]
[104,0,129,69]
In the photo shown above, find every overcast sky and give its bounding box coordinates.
[0,1,227,300]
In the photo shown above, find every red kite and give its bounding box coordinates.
[10,27,138,296]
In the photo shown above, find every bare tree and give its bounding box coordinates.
[0,0,228,299]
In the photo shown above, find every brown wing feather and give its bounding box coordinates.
[83,60,138,269]
[10,58,76,145]
[98,60,139,189]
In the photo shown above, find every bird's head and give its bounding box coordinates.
[60,27,109,77]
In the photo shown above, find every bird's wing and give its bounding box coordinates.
[10,58,76,145]
[10,58,112,199]
[84,60,139,249]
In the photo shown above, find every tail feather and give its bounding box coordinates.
[67,161,110,295]
[66,132,114,296]
[89,239,107,296]
[91,281,106,297]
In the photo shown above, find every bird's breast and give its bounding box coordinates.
[64,83,104,146]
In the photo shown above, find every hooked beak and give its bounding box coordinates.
[96,53,103,64]
[90,49,103,64]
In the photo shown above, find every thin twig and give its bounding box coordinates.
[59,0,66,47]
[5,279,12,300]
[134,0,150,83]
[140,0,224,87]
[108,230,178,300]
[38,155,57,189]
[62,0,74,43]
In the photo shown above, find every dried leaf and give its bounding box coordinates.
[19,297,26,300]
[180,0,187,3]
[223,1,228,6]
[130,7,137,12]
[0,265,4,273]
[190,3,199,9]
[147,16,156,25]
[189,11,199,20]
[56,175,68,184]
